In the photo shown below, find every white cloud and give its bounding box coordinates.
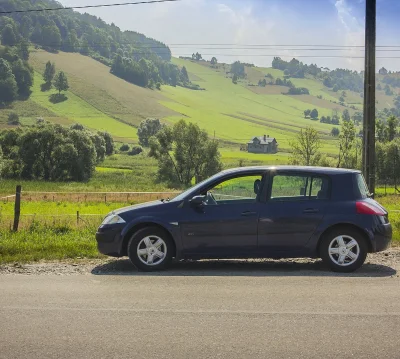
[58,0,400,71]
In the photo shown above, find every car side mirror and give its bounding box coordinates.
[190,195,206,207]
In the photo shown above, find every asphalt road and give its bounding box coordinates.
[1,261,400,359]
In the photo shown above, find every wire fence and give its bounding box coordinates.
[19,191,180,203]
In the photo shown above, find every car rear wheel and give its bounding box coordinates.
[319,228,368,273]
[127,227,173,272]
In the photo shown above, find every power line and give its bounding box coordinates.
[0,0,180,14]
[27,41,400,49]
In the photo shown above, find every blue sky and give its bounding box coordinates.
[60,0,400,71]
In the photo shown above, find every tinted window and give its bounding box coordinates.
[209,175,263,204]
[271,174,329,201]
[355,173,370,199]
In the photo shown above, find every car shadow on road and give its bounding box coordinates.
[91,258,397,278]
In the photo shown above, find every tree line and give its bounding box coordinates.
[272,57,321,78]
[0,121,114,181]
[290,115,399,190]
[0,45,33,106]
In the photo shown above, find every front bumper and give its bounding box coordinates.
[372,223,392,252]
[96,224,125,257]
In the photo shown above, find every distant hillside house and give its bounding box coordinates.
[248,135,278,154]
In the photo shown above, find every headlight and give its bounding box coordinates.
[101,214,126,225]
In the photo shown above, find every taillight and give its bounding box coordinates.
[356,201,386,216]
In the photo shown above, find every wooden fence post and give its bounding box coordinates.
[77,211,80,227]
[13,185,21,232]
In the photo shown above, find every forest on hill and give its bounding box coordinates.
[0,0,199,90]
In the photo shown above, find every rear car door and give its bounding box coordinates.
[258,173,330,251]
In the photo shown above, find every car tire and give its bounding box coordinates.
[319,227,368,273]
[127,227,173,272]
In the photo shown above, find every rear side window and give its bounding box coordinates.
[270,174,330,201]
[355,173,370,199]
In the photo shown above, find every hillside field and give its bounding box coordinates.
[1,49,398,164]
[0,49,368,163]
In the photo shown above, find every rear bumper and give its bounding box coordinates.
[372,223,392,252]
[96,224,125,257]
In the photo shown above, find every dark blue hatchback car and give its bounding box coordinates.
[96,166,392,272]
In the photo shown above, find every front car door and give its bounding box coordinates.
[258,172,330,252]
[180,172,266,257]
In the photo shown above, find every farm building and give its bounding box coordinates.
[247,135,278,154]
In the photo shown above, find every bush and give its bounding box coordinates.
[119,144,130,152]
[7,112,20,125]
[128,146,143,156]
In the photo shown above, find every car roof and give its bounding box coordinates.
[220,165,361,176]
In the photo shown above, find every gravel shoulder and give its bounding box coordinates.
[1,248,399,277]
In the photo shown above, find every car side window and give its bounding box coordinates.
[207,175,264,205]
[270,175,329,201]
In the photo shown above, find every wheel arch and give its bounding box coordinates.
[316,223,373,254]
[121,222,177,257]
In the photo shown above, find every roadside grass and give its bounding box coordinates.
[0,193,398,264]
[0,224,102,264]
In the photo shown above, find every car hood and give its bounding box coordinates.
[113,200,163,216]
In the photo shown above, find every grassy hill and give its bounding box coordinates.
[2,49,397,165]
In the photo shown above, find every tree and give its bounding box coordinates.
[7,112,20,125]
[387,115,398,142]
[339,96,345,103]
[1,24,17,47]
[120,144,130,152]
[98,131,114,155]
[289,127,321,166]
[41,25,62,50]
[43,61,56,85]
[333,84,339,92]
[5,122,98,181]
[180,66,189,83]
[128,146,143,156]
[352,111,363,125]
[138,118,164,147]
[232,74,238,84]
[376,119,387,142]
[0,58,18,105]
[341,91,347,98]
[18,40,30,61]
[53,71,69,95]
[394,95,400,110]
[331,127,340,137]
[12,59,33,96]
[195,52,202,61]
[342,109,350,122]
[304,109,311,118]
[231,61,245,78]
[310,109,319,119]
[149,120,222,186]
[337,119,356,168]
[210,57,218,66]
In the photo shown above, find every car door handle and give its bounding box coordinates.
[303,208,319,214]
[241,211,257,217]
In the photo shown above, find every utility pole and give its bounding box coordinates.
[362,0,376,195]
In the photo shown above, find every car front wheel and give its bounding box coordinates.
[127,227,173,271]
[320,228,368,273]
